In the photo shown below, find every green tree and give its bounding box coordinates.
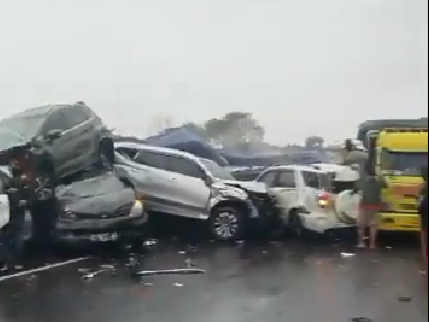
[203,112,265,148]
[305,135,324,149]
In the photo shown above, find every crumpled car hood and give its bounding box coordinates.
[222,180,268,194]
[56,171,135,215]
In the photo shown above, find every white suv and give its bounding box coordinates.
[255,164,358,235]
[113,142,281,241]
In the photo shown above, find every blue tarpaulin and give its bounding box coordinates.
[143,127,228,165]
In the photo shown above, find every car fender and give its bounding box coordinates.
[208,188,259,218]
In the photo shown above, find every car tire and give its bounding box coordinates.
[209,206,244,242]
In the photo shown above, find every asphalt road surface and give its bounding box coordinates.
[0,234,427,322]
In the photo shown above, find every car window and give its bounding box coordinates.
[62,105,92,129]
[116,147,139,159]
[165,156,205,179]
[257,171,278,187]
[41,110,69,134]
[134,150,169,170]
[302,171,331,190]
[276,170,296,188]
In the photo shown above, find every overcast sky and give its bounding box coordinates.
[0,0,427,145]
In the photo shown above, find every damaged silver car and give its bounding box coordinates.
[54,169,149,245]
[113,142,281,241]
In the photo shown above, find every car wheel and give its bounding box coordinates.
[209,206,244,242]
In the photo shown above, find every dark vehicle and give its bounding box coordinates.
[54,169,149,244]
[0,103,114,201]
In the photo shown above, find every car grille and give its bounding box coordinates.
[73,202,133,219]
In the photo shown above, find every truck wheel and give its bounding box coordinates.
[209,206,244,242]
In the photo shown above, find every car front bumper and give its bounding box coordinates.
[55,211,149,242]
[378,212,420,232]
[299,211,353,234]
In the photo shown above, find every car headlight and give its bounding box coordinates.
[219,188,248,200]
[129,199,143,216]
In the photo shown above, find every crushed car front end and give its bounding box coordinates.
[54,171,150,244]
[222,180,283,235]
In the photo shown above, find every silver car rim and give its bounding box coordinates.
[213,211,239,239]
[35,177,53,200]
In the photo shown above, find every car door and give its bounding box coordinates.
[127,149,188,216]
[268,170,299,223]
[58,105,95,176]
[163,155,211,219]
[301,171,326,213]
[40,109,70,178]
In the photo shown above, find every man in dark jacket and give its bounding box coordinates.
[418,166,428,270]
[0,158,30,271]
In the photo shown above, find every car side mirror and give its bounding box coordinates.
[203,176,213,187]
[45,129,62,141]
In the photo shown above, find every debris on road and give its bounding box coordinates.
[81,269,108,281]
[340,252,356,258]
[397,295,413,302]
[351,317,372,322]
[134,268,206,277]
[143,239,158,247]
[172,282,184,287]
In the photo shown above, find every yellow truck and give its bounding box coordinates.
[370,128,428,231]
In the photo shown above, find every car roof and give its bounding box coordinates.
[262,164,326,173]
[0,103,86,123]
[114,141,200,161]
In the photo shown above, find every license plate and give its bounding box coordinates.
[89,233,119,242]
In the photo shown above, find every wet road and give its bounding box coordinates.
[0,237,427,322]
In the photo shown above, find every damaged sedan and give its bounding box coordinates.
[54,169,149,245]
[114,142,282,241]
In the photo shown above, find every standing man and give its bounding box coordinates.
[357,162,386,249]
[418,166,428,270]
[0,156,30,271]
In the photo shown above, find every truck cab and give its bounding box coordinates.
[371,128,428,231]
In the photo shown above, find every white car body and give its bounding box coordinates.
[255,164,360,234]
[0,166,11,230]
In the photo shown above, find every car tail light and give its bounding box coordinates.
[317,192,332,208]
